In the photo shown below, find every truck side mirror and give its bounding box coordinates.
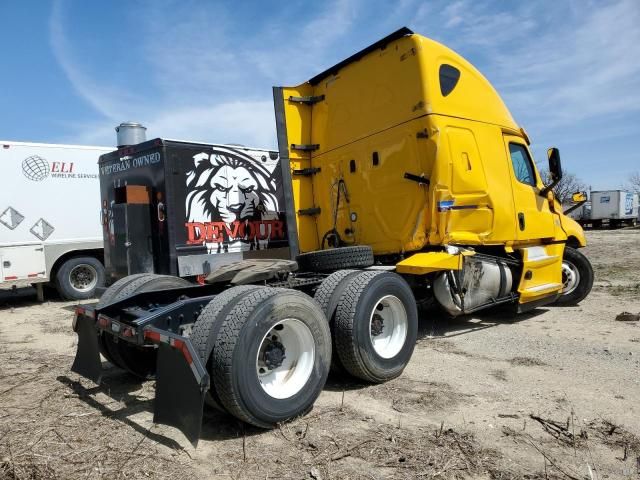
[547,147,562,182]
[571,191,586,203]
[541,147,562,197]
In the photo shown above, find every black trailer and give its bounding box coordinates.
[98,139,293,283]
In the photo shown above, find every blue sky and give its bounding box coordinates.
[0,0,638,190]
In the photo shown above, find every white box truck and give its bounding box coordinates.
[0,141,111,299]
[590,190,639,228]
[565,200,591,225]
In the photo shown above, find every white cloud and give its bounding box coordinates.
[49,0,361,148]
[147,100,277,149]
[410,0,640,136]
[49,0,640,187]
[503,2,640,139]
[49,1,124,120]
[302,0,358,51]
[56,100,276,149]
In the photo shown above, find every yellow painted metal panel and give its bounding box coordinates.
[503,135,556,242]
[308,117,433,254]
[280,86,320,252]
[517,244,564,303]
[310,36,427,157]
[428,117,516,246]
[396,251,465,275]
[274,27,586,279]
[423,37,518,132]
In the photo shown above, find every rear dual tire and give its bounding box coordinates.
[314,270,418,383]
[334,271,418,383]
[192,287,331,427]
[190,285,262,410]
[313,269,360,373]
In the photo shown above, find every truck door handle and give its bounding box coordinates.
[3,261,10,268]
[157,202,166,222]
[518,212,525,231]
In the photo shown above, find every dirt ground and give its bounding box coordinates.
[1,229,639,479]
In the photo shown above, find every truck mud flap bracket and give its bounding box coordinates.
[146,327,210,447]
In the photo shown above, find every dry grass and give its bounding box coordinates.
[0,346,539,480]
[491,369,508,382]
[0,348,193,480]
[509,356,548,367]
[607,283,640,298]
[367,377,466,412]
[217,408,530,480]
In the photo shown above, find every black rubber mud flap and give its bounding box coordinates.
[71,315,103,384]
[154,342,208,447]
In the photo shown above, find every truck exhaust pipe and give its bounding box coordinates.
[115,122,147,148]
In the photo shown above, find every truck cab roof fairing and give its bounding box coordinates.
[308,27,414,86]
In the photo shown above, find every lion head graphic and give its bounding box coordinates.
[185,147,280,251]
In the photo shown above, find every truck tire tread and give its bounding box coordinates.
[213,287,283,425]
[313,269,360,372]
[334,271,418,383]
[556,247,594,306]
[97,274,155,307]
[296,246,374,272]
[96,274,156,368]
[190,285,262,411]
[334,271,384,382]
[212,287,331,427]
[99,274,191,378]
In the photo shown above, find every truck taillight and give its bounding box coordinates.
[97,315,110,328]
[122,326,136,337]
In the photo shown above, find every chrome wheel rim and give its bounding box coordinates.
[369,295,408,359]
[69,264,98,293]
[256,318,315,399]
[561,260,580,296]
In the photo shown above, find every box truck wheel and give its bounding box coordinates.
[212,288,331,427]
[334,271,418,383]
[313,269,360,372]
[190,285,262,411]
[556,247,594,306]
[55,256,105,300]
[296,246,374,272]
[97,274,191,378]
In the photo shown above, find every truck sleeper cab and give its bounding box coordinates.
[71,28,594,444]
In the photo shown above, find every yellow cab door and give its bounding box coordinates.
[503,135,555,241]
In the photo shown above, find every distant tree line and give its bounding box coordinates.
[537,167,640,202]
[539,168,586,204]
[630,172,640,193]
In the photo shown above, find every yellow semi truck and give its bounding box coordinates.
[71,28,593,443]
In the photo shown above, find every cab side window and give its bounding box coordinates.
[509,143,536,187]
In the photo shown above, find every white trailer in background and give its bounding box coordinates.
[0,141,111,299]
[590,190,639,228]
